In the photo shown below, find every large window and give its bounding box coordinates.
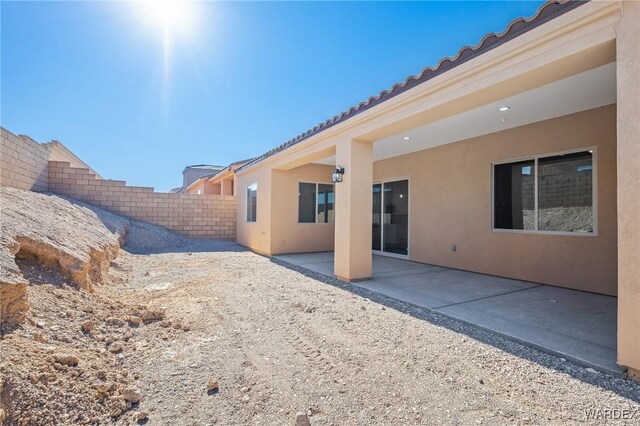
[493,150,594,234]
[246,183,257,222]
[298,182,334,223]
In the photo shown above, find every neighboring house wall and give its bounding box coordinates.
[271,164,335,254]
[221,179,233,195]
[0,128,97,192]
[182,167,222,190]
[188,180,221,195]
[209,182,222,195]
[48,161,236,239]
[372,105,617,295]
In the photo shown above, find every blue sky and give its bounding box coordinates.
[2,1,543,191]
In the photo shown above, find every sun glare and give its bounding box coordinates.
[138,0,194,35]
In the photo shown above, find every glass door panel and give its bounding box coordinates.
[372,183,382,251]
[382,180,408,255]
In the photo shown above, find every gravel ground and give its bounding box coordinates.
[2,188,638,425]
[99,227,640,425]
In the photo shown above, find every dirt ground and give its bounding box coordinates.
[100,225,639,425]
[2,190,640,425]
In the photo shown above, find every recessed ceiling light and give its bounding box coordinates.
[403,136,411,140]
[498,106,511,112]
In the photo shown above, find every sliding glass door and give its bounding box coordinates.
[372,179,409,256]
[372,184,382,251]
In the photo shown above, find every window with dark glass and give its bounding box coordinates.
[493,160,535,230]
[317,184,334,223]
[246,183,257,222]
[298,182,334,223]
[537,151,593,232]
[493,150,593,233]
[298,183,316,223]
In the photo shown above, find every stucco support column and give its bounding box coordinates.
[616,1,640,379]
[334,138,373,281]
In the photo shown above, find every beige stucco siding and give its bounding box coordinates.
[616,0,640,373]
[374,104,617,295]
[237,163,336,255]
[236,167,272,255]
[271,164,335,255]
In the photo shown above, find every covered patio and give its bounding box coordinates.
[275,252,621,376]
[236,2,640,378]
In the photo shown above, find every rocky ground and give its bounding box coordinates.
[1,188,640,425]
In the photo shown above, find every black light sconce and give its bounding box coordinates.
[332,166,345,183]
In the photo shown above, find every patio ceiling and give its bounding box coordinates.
[314,62,616,165]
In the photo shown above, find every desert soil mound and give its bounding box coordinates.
[0,187,171,425]
[1,187,130,332]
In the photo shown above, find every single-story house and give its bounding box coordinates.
[230,1,639,377]
[186,159,253,196]
[175,164,226,193]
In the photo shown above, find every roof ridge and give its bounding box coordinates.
[239,0,586,172]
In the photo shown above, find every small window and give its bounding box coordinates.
[246,183,257,222]
[493,150,594,233]
[298,182,335,223]
[298,183,316,223]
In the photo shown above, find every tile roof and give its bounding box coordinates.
[238,0,587,172]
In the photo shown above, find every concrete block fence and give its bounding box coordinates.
[1,128,236,240]
[48,161,236,240]
[1,129,50,191]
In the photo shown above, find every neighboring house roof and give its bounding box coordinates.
[185,158,256,192]
[238,0,586,172]
[206,158,256,182]
[185,171,222,192]
[169,187,182,193]
[182,164,225,174]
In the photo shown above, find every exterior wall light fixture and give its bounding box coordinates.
[332,166,345,183]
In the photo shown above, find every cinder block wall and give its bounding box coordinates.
[42,139,102,178]
[1,128,50,191]
[1,128,100,191]
[48,161,236,240]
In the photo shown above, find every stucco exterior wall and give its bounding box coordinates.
[616,0,640,374]
[373,105,617,295]
[271,164,335,254]
[236,167,272,255]
[236,164,337,255]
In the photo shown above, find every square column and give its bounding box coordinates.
[334,138,373,281]
[616,1,640,378]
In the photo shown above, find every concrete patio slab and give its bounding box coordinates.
[274,252,623,376]
[438,285,619,375]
